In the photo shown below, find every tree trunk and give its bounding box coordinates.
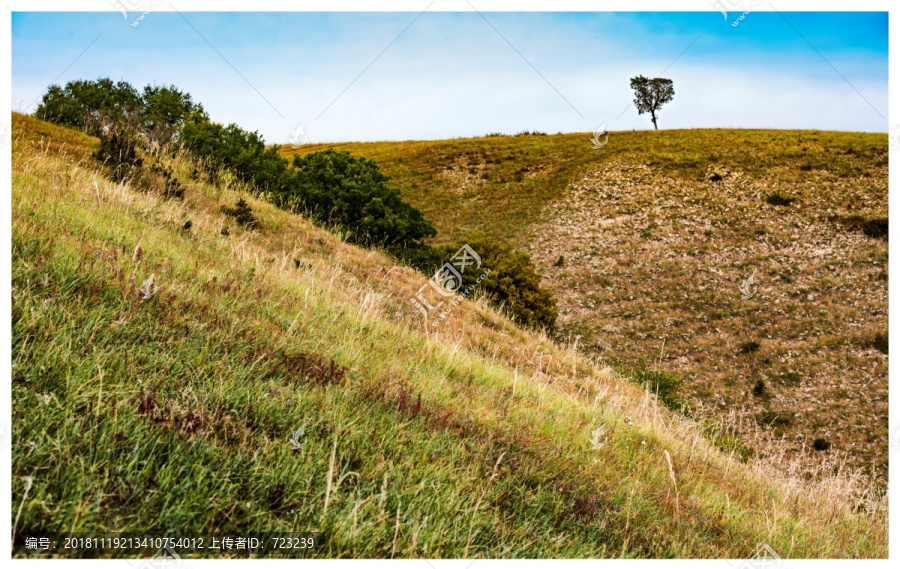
[651,110,658,130]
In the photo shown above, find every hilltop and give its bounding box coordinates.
[11,114,886,558]
[281,129,889,484]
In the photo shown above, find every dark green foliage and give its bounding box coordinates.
[861,217,888,239]
[631,365,686,412]
[873,332,888,354]
[740,341,760,354]
[35,78,141,135]
[629,75,675,130]
[393,242,442,271]
[832,215,888,240]
[181,120,436,252]
[35,78,204,143]
[752,379,766,397]
[93,129,143,181]
[221,198,258,228]
[430,231,557,331]
[39,79,204,193]
[140,84,206,145]
[813,438,831,451]
[180,118,287,190]
[288,150,437,249]
[765,191,796,206]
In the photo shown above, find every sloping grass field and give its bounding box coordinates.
[283,128,889,485]
[11,114,887,558]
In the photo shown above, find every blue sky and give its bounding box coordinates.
[11,11,889,143]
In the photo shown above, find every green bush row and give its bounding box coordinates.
[35,78,558,331]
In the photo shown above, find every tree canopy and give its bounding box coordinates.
[629,75,674,130]
[35,78,205,144]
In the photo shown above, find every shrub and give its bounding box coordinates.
[832,215,887,240]
[873,332,888,354]
[765,191,796,206]
[752,379,766,397]
[287,150,436,249]
[554,255,565,267]
[740,340,761,354]
[631,365,686,412]
[38,79,207,195]
[428,231,558,331]
[221,198,258,228]
[181,119,287,190]
[93,128,143,181]
[813,438,831,451]
[393,242,442,272]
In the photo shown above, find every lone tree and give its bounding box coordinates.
[629,75,674,130]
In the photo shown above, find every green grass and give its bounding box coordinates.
[11,114,887,558]
[282,129,887,246]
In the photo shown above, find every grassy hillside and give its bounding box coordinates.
[282,129,887,245]
[11,113,886,558]
[282,129,889,484]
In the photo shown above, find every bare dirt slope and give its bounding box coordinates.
[527,159,888,483]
